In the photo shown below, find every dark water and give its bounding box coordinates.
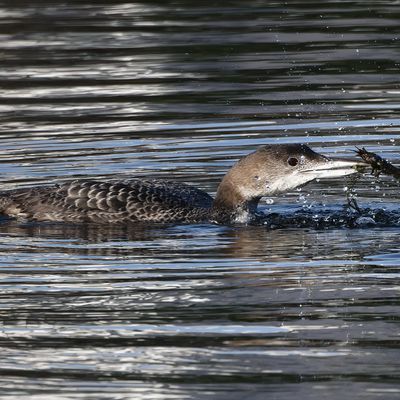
[0,1,400,399]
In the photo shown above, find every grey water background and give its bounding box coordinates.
[0,1,400,399]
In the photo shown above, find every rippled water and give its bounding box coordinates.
[0,1,399,399]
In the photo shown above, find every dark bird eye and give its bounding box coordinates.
[287,157,299,167]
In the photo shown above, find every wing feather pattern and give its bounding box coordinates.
[0,179,213,223]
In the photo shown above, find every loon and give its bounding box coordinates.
[0,144,362,225]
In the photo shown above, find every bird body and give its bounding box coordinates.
[0,179,213,224]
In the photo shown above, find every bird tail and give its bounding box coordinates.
[0,192,15,214]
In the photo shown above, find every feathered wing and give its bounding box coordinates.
[0,179,213,223]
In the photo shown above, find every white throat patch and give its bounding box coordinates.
[266,171,315,195]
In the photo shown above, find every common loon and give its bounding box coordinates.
[0,144,362,224]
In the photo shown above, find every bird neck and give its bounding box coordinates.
[211,174,260,223]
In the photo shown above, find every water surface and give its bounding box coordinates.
[0,1,399,399]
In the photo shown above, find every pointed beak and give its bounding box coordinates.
[302,157,367,179]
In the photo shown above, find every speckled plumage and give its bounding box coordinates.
[0,179,213,223]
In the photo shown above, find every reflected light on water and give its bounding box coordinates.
[0,1,400,399]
